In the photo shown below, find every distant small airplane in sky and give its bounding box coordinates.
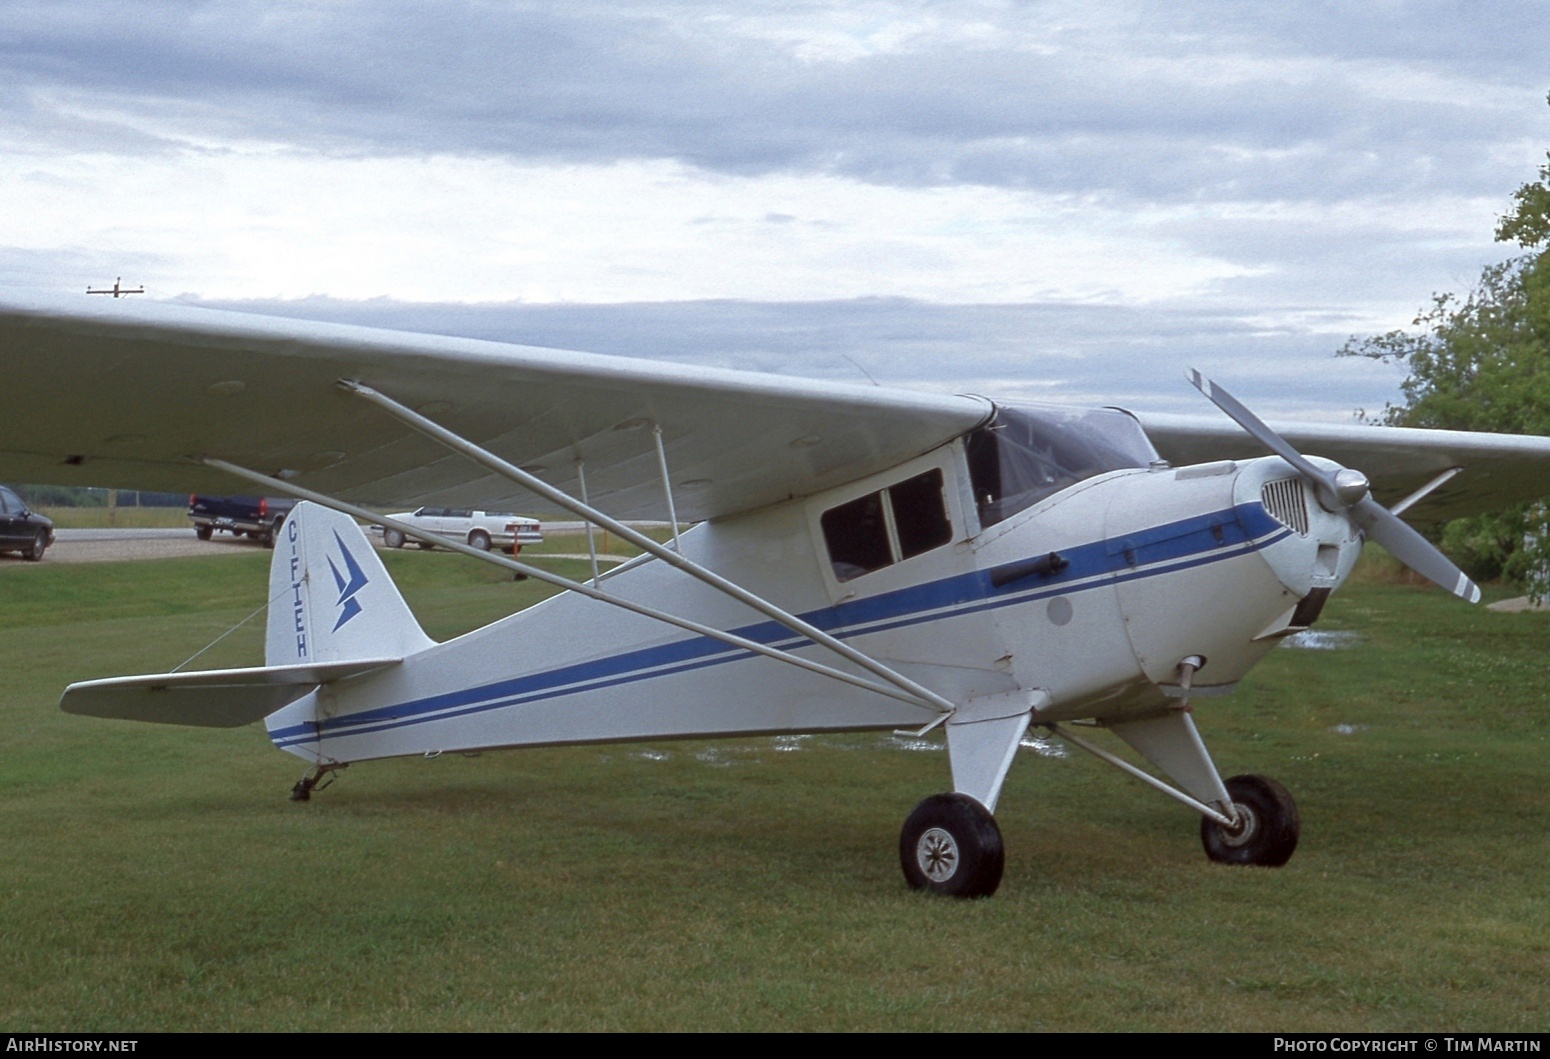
[85,278,144,298]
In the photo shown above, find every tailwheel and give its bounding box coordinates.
[899,792,1004,898]
[289,762,348,801]
[1201,774,1300,867]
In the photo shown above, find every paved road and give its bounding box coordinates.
[0,527,266,565]
[54,527,201,542]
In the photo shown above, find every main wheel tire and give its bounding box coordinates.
[899,792,1005,898]
[24,530,47,562]
[195,524,213,541]
[1201,774,1300,867]
[468,530,492,551]
[383,528,405,548]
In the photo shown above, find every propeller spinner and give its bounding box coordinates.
[1188,370,1481,604]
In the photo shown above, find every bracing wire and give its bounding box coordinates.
[170,578,296,673]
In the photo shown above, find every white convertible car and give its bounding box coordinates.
[376,507,543,553]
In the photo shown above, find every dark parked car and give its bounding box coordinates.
[0,485,54,561]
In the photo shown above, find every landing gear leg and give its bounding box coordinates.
[899,793,1004,898]
[1201,774,1300,867]
[289,762,348,802]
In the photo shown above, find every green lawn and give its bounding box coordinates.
[0,550,1546,1030]
[36,505,191,529]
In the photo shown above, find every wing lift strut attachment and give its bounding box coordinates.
[204,381,958,722]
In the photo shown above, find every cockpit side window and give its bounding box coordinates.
[890,468,951,559]
[821,491,892,582]
[821,468,953,582]
[966,404,1158,528]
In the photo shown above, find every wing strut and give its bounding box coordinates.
[330,379,961,717]
[1389,466,1464,517]
[1046,723,1236,827]
[574,456,602,587]
[652,424,683,554]
[202,461,947,718]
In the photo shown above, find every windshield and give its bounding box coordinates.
[965,404,1158,528]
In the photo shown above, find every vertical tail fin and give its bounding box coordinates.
[266,501,435,666]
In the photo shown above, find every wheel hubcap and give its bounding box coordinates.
[916,827,959,882]
[1219,801,1261,848]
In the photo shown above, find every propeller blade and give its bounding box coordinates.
[1352,497,1482,603]
[1187,369,1339,497]
[1188,368,1481,605]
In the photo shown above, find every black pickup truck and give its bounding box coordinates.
[187,495,295,548]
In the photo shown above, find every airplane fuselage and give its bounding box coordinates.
[264,429,1362,767]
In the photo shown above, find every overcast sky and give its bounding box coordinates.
[2,1,1545,417]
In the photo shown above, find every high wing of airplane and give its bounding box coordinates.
[5,291,1550,898]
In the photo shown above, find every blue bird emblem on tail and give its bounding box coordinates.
[327,530,370,631]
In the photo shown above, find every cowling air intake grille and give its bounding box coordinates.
[1261,477,1309,535]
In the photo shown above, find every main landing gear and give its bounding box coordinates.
[899,793,1005,898]
[897,770,1298,898]
[1201,773,1300,867]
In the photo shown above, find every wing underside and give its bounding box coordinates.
[4,294,1548,526]
[1136,411,1550,524]
[0,294,992,522]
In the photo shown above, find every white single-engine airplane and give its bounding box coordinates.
[5,293,1550,897]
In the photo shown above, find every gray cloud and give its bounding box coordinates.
[0,1,1535,423]
[1,1,1543,207]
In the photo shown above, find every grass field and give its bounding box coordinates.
[0,548,1547,1031]
[35,505,190,529]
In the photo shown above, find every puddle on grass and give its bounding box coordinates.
[1019,732,1069,758]
[885,734,943,753]
[627,731,1072,761]
[629,731,942,765]
[692,743,778,767]
[1327,723,1369,735]
[1280,629,1362,651]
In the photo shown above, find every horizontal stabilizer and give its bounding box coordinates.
[60,658,401,728]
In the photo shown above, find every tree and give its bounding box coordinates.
[1340,102,1550,595]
